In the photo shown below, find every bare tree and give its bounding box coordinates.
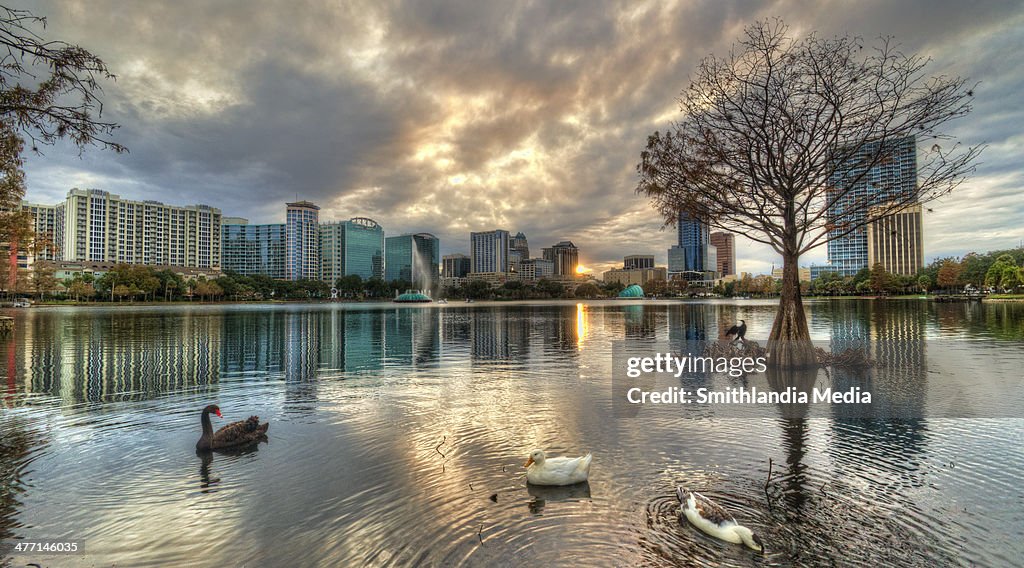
[637,20,980,366]
[0,5,125,153]
[0,4,125,249]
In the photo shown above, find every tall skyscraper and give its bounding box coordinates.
[470,230,510,273]
[826,135,917,276]
[345,217,385,281]
[320,217,384,284]
[61,188,221,268]
[221,218,287,278]
[385,235,413,282]
[386,233,440,288]
[677,210,709,272]
[442,253,471,278]
[509,231,530,271]
[319,221,344,285]
[286,201,320,280]
[709,232,736,276]
[542,241,579,277]
[866,202,923,276]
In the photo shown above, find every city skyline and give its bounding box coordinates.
[16,1,1024,276]
[12,187,1006,283]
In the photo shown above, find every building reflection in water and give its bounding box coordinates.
[822,300,929,489]
[463,305,579,365]
[10,310,221,403]
[8,305,619,403]
[469,307,514,363]
[7,307,446,403]
[828,300,928,421]
[622,304,659,340]
[668,303,711,345]
[385,308,440,368]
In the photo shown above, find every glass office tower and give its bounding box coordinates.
[221,219,287,279]
[826,135,917,276]
[385,233,440,288]
[676,210,709,272]
[344,217,385,281]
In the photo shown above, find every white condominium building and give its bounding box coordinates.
[60,188,222,268]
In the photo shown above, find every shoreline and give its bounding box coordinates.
[6,294,1023,308]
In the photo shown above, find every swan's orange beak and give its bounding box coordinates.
[215,409,222,418]
[524,457,534,468]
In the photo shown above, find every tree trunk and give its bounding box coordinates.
[767,251,817,368]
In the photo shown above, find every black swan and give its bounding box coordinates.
[196,404,269,451]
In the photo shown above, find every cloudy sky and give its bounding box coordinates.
[18,0,1024,275]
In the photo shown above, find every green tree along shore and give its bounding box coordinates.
[13,265,629,303]
[6,245,1022,304]
[804,247,1024,297]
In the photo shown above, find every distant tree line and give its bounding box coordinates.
[7,247,1023,303]
[7,266,432,302]
[918,248,1024,293]
[444,279,580,300]
[801,247,1024,297]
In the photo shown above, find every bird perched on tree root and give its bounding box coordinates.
[725,320,747,343]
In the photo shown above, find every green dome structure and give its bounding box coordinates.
[394,290,432,303]
[618,284,645,298]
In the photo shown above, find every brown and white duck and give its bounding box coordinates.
[196,404,269,451]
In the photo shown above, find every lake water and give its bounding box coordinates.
[1,299,1023,567]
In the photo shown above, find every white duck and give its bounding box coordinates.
[523,449,591,486]
[676,487,763,552]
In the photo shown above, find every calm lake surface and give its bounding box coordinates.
[2,299,1023,567]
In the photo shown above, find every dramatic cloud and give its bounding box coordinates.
[20,0,1024,275]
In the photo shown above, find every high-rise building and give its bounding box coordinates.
[517,258,554,281]
[346,217,385,281]
[709,232,735,276]
[677,210,709,272]
[221,218,287,278]
[61,188,221,268]
[286,201,319,280]
[385,233,440,288]
[470,230,510,274]
[509,231,529,272]
[542,241,579,278]
[624,255,654,270]
[385,236,412,282]
[442,253,471,278]
[866,202,924,276]
[667,246,687,274]
[319,221,344,285]
[20,202,64,263]
[320,217,384,284]
[508,249,524,273]
[510,232,530,258]
[826,136,917,276]
[603,266,668,286]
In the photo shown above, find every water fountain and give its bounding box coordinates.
[394,237,435,303]
[410,237,434,293]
